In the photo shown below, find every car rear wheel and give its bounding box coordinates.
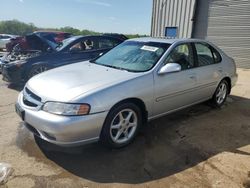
[100,103,142,148]
[211,80,229,107]
[28,65,49,79]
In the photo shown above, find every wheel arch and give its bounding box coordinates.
[222,76,232,94]
[107,98,148,126]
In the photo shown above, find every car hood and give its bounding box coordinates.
[27,61,143,102]
[25,33,57,51]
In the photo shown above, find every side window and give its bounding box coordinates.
[211,47,222,63]
[69,38,95,52]
[1,35,10,39]
[98,38,120,49]
[195,43,214,66]
[164,43,194,70]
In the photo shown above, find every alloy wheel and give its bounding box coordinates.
[110,109,138,144]
[31,66,48,77]
[216,82,227,105]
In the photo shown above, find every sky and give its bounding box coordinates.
[0,0,153,35]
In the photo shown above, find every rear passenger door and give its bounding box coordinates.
[192,42,223,100]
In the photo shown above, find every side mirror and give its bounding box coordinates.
[47,47,53,52]
[158,63,181,75]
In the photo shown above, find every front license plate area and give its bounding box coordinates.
[15,103,25,121]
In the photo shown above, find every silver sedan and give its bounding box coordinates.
[0,34,17,50]
[16,38,238,148]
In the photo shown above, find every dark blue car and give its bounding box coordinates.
[1,33,126,83]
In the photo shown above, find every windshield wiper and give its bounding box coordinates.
[91,62,128,71]
[90,61,141,72]
[102,64,128,71]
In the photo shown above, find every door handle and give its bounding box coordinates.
[218,67,223,73]
[189,75,197,81]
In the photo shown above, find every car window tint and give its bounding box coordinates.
[211,47,222,63]
[98,38,118,49]
[1,35,11,39]
[195,43,214,66]
[70,38,96,52]
[165,43,194,70]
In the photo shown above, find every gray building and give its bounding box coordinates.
[151,0,250,68]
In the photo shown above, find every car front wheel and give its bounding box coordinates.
[100,103,142,148]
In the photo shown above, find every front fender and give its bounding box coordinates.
[73,73,155,117]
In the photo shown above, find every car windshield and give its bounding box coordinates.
[93,41,170,72]
[44,38,58,50]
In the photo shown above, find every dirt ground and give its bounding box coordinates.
[0,69,250,188]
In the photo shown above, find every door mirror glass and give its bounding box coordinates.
[47,47,53,52]
[158,63,181,75]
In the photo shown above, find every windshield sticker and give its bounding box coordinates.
[141,45,159,52]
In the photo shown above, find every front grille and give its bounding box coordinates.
[23,98,37,107]
[25,87,41,102]
[22,87,42,107]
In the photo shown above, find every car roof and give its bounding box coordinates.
[128,37,208,44]
[69,35,125,41]
[34,31,70,34]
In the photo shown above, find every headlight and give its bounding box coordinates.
[42,102,90,116]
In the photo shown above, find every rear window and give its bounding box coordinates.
[211,47,222,63]
[195,43,214,66]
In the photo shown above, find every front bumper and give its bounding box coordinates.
[2,63,25,83]
[231,73,238,88]
[17,91,108,146]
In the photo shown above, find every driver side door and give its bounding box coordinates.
[153,43,199,117]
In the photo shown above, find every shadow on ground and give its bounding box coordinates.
[7,83,24,91]
[18,95,250,184]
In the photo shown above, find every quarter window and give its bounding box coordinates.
[195,43,214,66]
[164,43,194,70]
[211,47,222,63]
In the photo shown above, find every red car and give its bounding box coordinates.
[6,31,72,52]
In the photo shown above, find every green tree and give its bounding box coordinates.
[0,19,148,38]
[0,20,37,35]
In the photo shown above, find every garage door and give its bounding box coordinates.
[206,0,250,68]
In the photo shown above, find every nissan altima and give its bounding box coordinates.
[15,38,238,148]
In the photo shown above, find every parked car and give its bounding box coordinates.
[2,34,125,83]
[1,33,56,76]
[5,36,24,52]
[0,34,19,50]
[15,38,237,148]
[6,31,72,52]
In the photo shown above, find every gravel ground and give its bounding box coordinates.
[0,69,250,188]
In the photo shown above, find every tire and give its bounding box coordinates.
[100,103,142,148]
[211,79,229,108]
[28,65,49,79]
